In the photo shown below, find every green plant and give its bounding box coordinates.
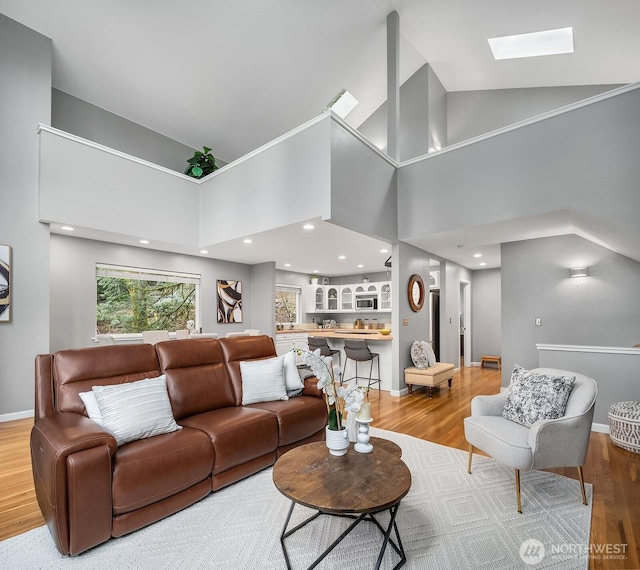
[184,146,218,179]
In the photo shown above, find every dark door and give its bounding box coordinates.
[431,290,440,361]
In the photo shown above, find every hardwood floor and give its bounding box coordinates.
[1,364,638,569]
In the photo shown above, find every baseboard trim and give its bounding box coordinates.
[591,422,610,434]
[390,388,409,397]
[0,410,34,423]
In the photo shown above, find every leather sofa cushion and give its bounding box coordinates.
[180,407,278,475]
[53,345,161,415]
[156,339,236,419]
[112,427,213,516]
[247,396,327,447]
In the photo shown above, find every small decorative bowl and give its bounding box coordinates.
[379,329,391,335]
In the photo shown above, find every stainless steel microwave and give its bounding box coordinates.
[356,297,377,310]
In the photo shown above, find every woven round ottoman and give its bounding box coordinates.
[608,401,640,454]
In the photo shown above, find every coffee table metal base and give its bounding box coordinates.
[280,500,406,570]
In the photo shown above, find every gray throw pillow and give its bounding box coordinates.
[502,365,575,427]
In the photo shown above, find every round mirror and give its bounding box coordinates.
[407,274,425,312]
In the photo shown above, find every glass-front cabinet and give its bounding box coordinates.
[379,283,391,310]
[326,287,339,311]
[307,281,391,313]
[340,286,354,311]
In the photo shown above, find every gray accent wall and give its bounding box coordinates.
[501,234,640,386]
[249,262,276,337]
[0,15,52,417]
[447,84,622,145]
[49,235,254,352]
[358,64,446,161]
[52,89,204,173]
[471,268,501,364]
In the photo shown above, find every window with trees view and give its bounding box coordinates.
[275,285,300,325]
[96,264,200,334]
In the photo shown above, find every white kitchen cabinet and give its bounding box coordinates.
[307,282,391,313]
[379,282,391,310]
[275,333,309,365]
[326,286,339,311]
[340,286,354,311]
[306,286,326,313]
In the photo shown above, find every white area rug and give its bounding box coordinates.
[0,428,591,569]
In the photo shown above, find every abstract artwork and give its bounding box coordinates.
[0,245,10,322]
[217,280,242,323]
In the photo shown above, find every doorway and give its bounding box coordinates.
[459,280,471,367]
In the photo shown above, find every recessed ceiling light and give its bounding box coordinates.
[473,253,482,258]
[479,262,487,267]
[338,255,346,260]
[380,248,389,253]
[357,264,364,268]
[60,225,74,231]
[284,263,291,267]
[243,238,253,244]
[303,224,314,230]
[488,27,574,60]
[139,239,149,244]
[200,249,208,254]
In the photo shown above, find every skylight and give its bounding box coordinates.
[488,27,574,60]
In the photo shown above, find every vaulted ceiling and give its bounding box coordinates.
[3,0,639,274]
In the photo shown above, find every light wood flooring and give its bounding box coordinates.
[0,364,638,568]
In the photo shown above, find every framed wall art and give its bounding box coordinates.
[0,245,11,322]
[217,280,242,323]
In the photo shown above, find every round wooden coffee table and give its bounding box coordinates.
[273,437,411,569]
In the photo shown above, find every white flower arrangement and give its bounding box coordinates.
[295,348,369,430]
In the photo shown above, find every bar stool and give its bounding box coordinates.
[343,339,380,390]
[307,336,341,368]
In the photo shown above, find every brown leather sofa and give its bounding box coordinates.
[31,335,326,555]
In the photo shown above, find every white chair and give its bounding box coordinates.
[142,330,170,344]
[225,331,249,338]
[95,334,115,346]
[175,329,190,339]
[189,332,218,339]
[244,329,261,336]
[464,367,597,513]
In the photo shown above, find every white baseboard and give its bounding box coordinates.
[390,388,409,397]
[591,422,610,434]
[470,361,482,367]
[0,409,34,423]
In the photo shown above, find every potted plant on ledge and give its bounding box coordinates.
[184,146,218,179]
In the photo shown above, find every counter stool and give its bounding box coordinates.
[307,336,341,368]
[343,339,380,390]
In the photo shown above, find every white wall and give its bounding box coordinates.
[49,235,255,352]
[0,15,52,418]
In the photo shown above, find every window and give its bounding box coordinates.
[275,284,301,325]
[96,263,200,334]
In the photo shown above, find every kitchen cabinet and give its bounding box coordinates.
[306,281,391,314]
[275,333,309,365]
[340,286,354,311]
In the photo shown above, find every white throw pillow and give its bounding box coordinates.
[240,356,289,405]
[79,390,103,425]
[410,340,432,369]
[424,342,437,367]
[283,350,305,394]
[91,375,182,446]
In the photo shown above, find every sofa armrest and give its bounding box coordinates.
[302,376,323,398]
[31,413,117,554]
[470,390,508,417]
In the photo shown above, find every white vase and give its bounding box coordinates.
[325,426,349,456]
[311,278,318,285]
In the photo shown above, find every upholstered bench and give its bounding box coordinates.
[608,401,640,454]
[404,363,455,398]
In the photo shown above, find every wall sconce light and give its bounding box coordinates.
[570,267,589,278]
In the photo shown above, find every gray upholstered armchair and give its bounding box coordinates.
[464,367,597,513]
